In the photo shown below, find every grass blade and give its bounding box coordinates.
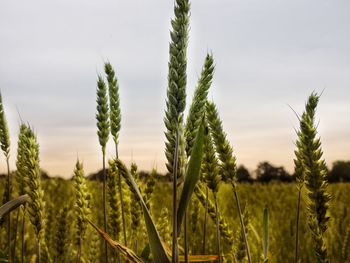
[263,206,269,262]
[179,255,219,262]
[177,119,206,236]
[0,195,29,223]
[88,219,143,263]
[115,159,171,263]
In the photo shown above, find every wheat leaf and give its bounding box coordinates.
[115,159,171,263]
[177,118,206,235]
[0,195,29,222]
[88,219,143,263]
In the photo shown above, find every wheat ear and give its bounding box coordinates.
[15,124,30,263]
[73,160,91,262]
[297,92,331,263]
[104,62,128,251]
[24,126,45,263]
[164,1,190,261]
[185,54,214,156]
[96,74,110,262]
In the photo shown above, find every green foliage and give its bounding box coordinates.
[194,183,234,246]
[130,163,142,249]
[235,207,250,262]
[177,120,205,235]
[263,207,269,262]
[114,159,170,263]
[0,195,29,222]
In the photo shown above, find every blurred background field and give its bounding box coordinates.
[1,176,349,262]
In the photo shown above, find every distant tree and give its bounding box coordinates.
[328,161,350,182]
[256,161,293,183]
[236,165,253,183]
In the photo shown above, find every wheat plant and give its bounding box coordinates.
[73,160,90,262]
[96,74,110,263]
[0,92,11,261]
[296,92,331,263]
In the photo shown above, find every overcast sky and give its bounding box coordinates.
[1,0,349,178]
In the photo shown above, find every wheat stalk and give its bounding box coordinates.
[235,206,249,262]
[15,124,30,263]
[73,160,91,262]
[202,123,222,261]
[96,74,110,262]
[0,92,11,260]
[24,126,45,263]
[194,183,233,246]
[164,0,190,256]
[107,159,122,240]
[130,163,141,252]
[104,62,128,251]
[164,0,190,174]
[297,92,331,263]
[206,101,252,263]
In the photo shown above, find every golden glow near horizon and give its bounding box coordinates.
[1,100,349,179]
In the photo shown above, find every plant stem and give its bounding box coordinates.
[37,237,41,263]
[102,152,108,263]
[294,188,302,263]
[184,209,188,263]
[214,193,221,263]
[6,157,11,262]
[202,186,208,255]
[21,206,26,263]
[172,126,180,263]
[232,182,252,263]
[77,238,82,263]
[115,144,127,263]
[12,207,20,263]
[116,145,128,248]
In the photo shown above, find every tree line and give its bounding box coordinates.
[1,160,349,183]
[236,160,350,183]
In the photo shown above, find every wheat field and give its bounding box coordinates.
[1,0,350,262]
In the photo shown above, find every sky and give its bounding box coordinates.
[0,0,349,178]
